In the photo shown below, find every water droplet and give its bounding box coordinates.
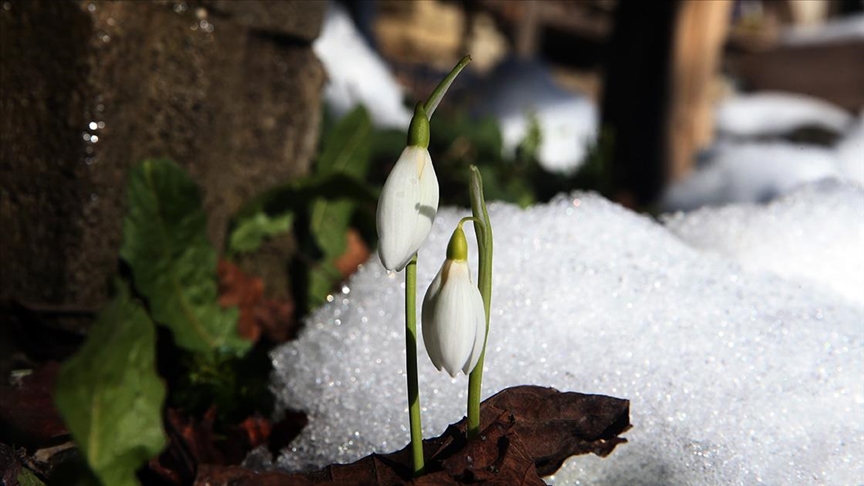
[173,2,188,13]
[88,122,98,130]
[87,3,96,12]
[90,134,99,143]
[2,2,12,11]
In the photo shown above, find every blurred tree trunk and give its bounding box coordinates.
[600,0,680,207]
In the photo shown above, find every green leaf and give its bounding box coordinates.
[228,212,294,255]
[120,159,250,356]
[17,468,46,486]
[315,105,373,177]
[54,290,166,486]
[305,106,374,306]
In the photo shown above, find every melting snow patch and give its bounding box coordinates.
[313,2,411,129]
[270,188,864,484]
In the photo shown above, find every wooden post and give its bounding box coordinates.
[668,0,733,181]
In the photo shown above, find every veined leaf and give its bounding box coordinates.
[54,290,166,486]
[120,159,250,356]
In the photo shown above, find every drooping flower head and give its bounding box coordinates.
[422,222,487,377]
[376,104,439,271]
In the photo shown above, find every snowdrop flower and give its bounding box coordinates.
[376,104,439,271]
[422,222,486,377]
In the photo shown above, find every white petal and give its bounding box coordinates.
[376,147,439,271]
[462,290,487,375]
[421,268,446,372]
[421,260,486,377]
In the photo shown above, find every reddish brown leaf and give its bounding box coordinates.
[255,298,298,343]
[217,260,298,343]
[0,362,68,448]
[333,229,371,279]
[195,386,630,485]
[218,260,265,342]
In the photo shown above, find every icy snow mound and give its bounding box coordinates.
[663,180,864,305]
[270,191,864,484]
[715,92,853,138]
[313,2,411,129]
[471,58,597,174]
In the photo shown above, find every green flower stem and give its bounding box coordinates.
[423,55,471,118]
[467,166,493,439]
[405,255,425,476]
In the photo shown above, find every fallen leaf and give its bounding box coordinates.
[218,260,298,343]
[0,362,68,448]
[194,386,630,485]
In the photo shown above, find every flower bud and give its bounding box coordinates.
[376,105,438,271]
[422,225,486,377]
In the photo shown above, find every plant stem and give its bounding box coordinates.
[405,255,425,476]
[422,55,472,118]
[467,166,493,439]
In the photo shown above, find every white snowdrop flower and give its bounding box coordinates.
[422,223,487,377]
[376,105,438,271]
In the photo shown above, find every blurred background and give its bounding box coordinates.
[1,0,862,483]
[3,0,862,329]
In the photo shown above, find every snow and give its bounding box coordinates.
[470,58,598,174]
[268,184,864,484]
[781,13,864,46]
[663,96,863,211]
[714,92,853,138]
[313,2,411,129]
[661,142,842,210]
[663,180,864,305]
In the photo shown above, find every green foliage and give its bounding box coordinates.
[169,345,275,423]
[17,468,46,486]
[120,158,250,357]
[228,212,294,255]
[228,106,377,311]
[54,288,166,486]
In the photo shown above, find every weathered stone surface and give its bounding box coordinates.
[0,0,325,309]
[204,0,325,41]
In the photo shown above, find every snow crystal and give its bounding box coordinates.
[313,2,411,129]
[269,187,864,484]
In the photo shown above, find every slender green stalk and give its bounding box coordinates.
[467,166,493,439]
[423,55,472,118]
[404,255,425,475]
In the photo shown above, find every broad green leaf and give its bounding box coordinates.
[54,291,166,486]
[120,159,250,356]
[228,212,294,255]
